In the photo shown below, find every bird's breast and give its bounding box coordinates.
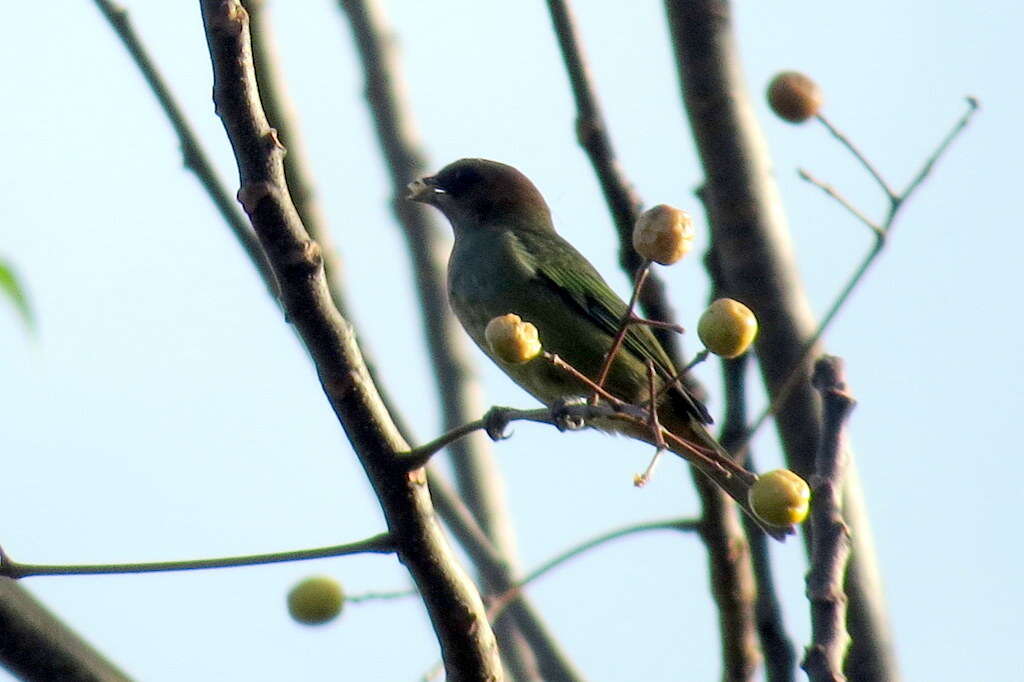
[447,230,538,333]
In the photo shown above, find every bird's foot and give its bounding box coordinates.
[549,397,588,432]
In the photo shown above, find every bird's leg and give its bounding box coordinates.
[548,397,589,431]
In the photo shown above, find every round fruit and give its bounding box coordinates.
[697,298,758,358]
[485,313,543,364]
[767,71,823,123]
[287,575,344,625]
[632,204,695,265]
[749,469,811,526]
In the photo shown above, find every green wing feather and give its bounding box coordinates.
[513,228,712,424]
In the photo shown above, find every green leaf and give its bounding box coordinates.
[0,258,34,332]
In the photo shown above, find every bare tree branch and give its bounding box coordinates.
[93,0,276,297]
[547,6,765,676]
[335,2,552,677]
[428,475,586,682]
[1,534,394,578]
[244,0,353,318]
[335,0,520,575]
[662,2,896,679]
[803,357,855,681]
[0,578,132,682]
[489,517,701,623]
[742,99,979,446]
[198,4,500,678]
[719,353,797,682]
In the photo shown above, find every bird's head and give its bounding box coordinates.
[407,158,553,234]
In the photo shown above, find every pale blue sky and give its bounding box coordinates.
[2,2,1020,680]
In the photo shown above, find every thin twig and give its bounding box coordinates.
[550,352,626,407]
[645,361,668,448]
[895,96,980,207]
[93,0,276,297]
[400,417,499,469]
[645,348,710,408]
[797,169,882,236]
[738,97,979,453]
[633,360,668,486]
[346,588,417,604]
[815,114,896,201]
[593,263,650,397]
[488,518,700,619]
[331,10,538,675]
[802,357,855,681]
[0,534,394,579]
[401,400,651,470]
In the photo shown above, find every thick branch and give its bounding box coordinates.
[336,2,545,677]
[0,578,131,682]
[803,357,855,681]
[198,4,500,679]
[336,0,520,570]
[663,3,896,679]
[428,475,586,682]
[244,0,353,318]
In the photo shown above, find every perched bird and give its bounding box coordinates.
[408,158,785,537]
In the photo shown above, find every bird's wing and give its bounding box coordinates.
[514,229,712,424]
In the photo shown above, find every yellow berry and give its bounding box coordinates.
[632,204,695,265]
[767,71,823,123]
[749,469,810,526]
[697,298,758,358]
[287,575,344,625]
[485,313,542,364]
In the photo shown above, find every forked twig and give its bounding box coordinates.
[738,97,979,452]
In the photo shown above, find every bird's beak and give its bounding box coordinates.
[406,175,442,204]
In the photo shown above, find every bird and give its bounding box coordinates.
[408,158,787,538]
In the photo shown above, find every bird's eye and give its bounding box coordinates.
[442,166,483,196]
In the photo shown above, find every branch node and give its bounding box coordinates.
[281,239,322,275]
[211,0,247,33]
[483,406,514,441]
[237,181,275,216]
[264,127,286,154]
